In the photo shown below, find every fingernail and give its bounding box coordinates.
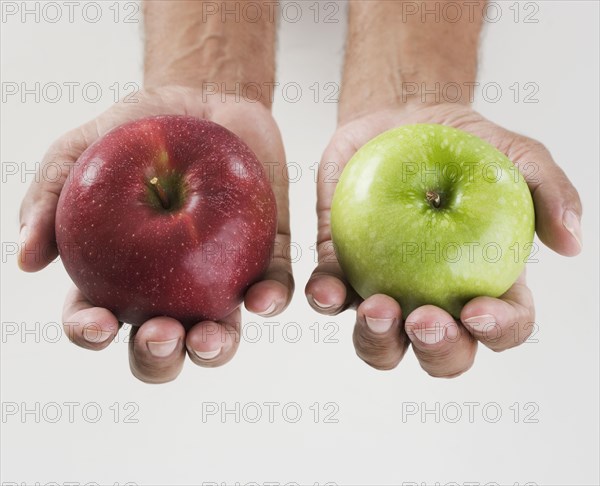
[19,225,28,247]
[446,324,459,341]
[83,328,113,344]
[147,338,179,358]
[18,226,29,268]
[194,348,221,360]
[563,209,583,249]
[259,301,277,317]
[408,322,446,345]
[365,316,394,334]
[463,314,495,332]
[312,296,335,310]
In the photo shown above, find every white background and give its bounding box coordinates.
[1,1,599,485]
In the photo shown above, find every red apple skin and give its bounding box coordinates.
[55,115,277,327]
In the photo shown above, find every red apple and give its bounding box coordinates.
[55,115,277,326]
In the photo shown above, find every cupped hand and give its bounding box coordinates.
[19,86,294,383]
[305,103,582,377]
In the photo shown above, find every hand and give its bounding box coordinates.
[19,86,293,383]
[305,102,582,377]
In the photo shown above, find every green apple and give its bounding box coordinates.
[331,123,535,318]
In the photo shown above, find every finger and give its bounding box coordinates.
[461,273,535,352]
[405,305,477,378]
[62,285,120,351]
[245,232,294,317]
[306,135,362,315]
[186,308,241,368]
[16,92,189,273]
[506,138,582,256]
[305,245,359,315]
[353,294,408,370]
[128,317,187,384]
[212,105,295,318]
[19,128,94,272]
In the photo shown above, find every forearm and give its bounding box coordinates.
[143,0,276,108]
[339,0,485,124]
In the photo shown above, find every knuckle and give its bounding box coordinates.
[426,355,476,378]
[563,181,583,211]
[525,138,548,154]
[353,329,404,371]
[420,340,477,377]
[417,345,455,362]
[504,136,549,167]
[518,137,548,157]
[52,131,84,158]
[356,350,402,371]
[129,355,181,383]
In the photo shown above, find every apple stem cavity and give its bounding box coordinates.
[426,190,442,209]
[148,176,170,210]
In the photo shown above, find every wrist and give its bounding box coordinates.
[339,0,484,125]
[339,84,476,126]
[143,1,276,110]
[144,79,277,110]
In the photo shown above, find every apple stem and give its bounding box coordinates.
[149,176,170,209]
[426,190,441,208]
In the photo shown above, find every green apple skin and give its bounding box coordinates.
[331,124,535,318]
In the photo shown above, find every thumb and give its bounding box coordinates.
[18,128,92,271]
[509,138,582,257]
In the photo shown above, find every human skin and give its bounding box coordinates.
[305,0,583,377]
[18,1,293,383]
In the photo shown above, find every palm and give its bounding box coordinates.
[307,103,581,376]
[19,86,293,383]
